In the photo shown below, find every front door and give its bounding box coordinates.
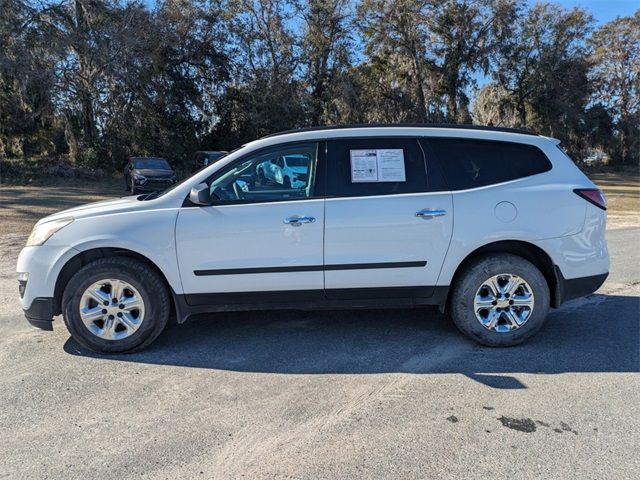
[176,142,325,304]
[323,137,453,299]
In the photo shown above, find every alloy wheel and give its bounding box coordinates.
[473,273,535,333]
[79,279,145,340]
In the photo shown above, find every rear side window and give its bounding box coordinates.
[428,139,552,190]
[327,138,427,197]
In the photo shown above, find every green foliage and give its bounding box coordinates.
[0,0,637,169]
[588,11,640,165]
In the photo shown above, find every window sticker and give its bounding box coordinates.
[350,150,379,182]
[350,149,405,183]
[377,149,406,182]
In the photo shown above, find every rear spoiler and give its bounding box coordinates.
[541,136,562,146]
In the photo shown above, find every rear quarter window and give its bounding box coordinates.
[428,139,552,191]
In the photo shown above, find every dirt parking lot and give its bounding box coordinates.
[0,176,638,479]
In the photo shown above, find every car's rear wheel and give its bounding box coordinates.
[62,256,170,353]
[449,254,550,347]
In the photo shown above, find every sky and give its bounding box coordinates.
[532,0,639,24]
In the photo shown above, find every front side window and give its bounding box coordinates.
[208,143,318,203]
[326,138,428,197]
[428,139,552,190]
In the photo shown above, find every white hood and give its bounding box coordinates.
[37,195,144,225]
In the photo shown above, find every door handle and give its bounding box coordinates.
[284,216,316,226]
[415,209,447,219]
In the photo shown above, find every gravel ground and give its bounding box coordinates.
[0,185,638,479]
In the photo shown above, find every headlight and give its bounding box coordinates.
[26,217,74,246]
[133,174,146,182]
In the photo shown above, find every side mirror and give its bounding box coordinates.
[189,183,211,206]
[128,164,133,170]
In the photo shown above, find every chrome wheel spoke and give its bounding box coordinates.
[103,317,118,340]
[80,306,104,324]
[503,309,522,329]
[120,296,143,311]
[119,312,141,331]
[486,277,502,298]
[511,295,534,308]
[484,310,500,330]
[502,276,521,296]
[87,286,110,306]
[475,297,495,310]
[110,279,125,303]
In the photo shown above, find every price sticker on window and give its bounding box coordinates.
[350,149,405,183]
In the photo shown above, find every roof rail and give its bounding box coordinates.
[261,123,536,139]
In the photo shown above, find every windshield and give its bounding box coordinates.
[285,155,310,167]
[134,158,170,170]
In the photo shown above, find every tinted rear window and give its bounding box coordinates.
[428,139,552,190]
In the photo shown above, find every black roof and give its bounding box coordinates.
[262,123,536,139]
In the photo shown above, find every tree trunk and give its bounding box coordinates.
[446,90,458,123]
[74,0,96,146]
[517,100,527,128]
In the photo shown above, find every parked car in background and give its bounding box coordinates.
[124,157,178,194]
[256,153,310,189]
[192,151,228,172]
[18,125,609,353]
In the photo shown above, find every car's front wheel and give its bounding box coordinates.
[449,253,550,347]
[62,256,170,353]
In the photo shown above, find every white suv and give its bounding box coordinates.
[16,125,609,353]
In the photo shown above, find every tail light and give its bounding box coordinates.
[574,188,607,210]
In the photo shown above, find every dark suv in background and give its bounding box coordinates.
[124,157,178,194]
[192,151,228,172]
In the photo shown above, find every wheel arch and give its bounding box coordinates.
[446,240,560,310]
[53,247,177,316]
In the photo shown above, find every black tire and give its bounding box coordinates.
[449,253,550,347]
[257,168,265,184]
[125,179,130,192]
[62,256,171,353]
[283,176,291,189]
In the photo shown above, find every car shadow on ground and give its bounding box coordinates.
[64,294,639,388]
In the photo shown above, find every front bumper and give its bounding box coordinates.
[17,244,79,322]
[24,297,55,330]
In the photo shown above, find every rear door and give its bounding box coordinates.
[323,137,453,299]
